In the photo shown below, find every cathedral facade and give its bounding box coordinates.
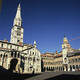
[0,4,41,74]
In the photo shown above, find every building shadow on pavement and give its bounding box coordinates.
[0,66,39,80]
[0,61,80,80]
[46,74,80,80]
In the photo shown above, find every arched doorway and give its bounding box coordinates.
[73,65,75,69]
[76,65,79,71]
[63,64,68,71]
[70,65,72,71]
[9,58,18,73]
[47,67,48,71]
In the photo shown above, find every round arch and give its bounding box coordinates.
[9,58,18,72]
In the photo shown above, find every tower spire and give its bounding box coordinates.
[13,3,22,26]
[10,3,24,45]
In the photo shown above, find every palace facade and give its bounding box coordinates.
[0,4,41,74]
[41,36,80,72]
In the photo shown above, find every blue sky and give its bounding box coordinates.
[0,0,80,53]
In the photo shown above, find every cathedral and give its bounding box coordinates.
[0,4,41,74]
[1,2,80,74]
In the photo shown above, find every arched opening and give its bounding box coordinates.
[57,67,59,71]
[45,67,47,71]
[70,65,72,71]
[49,67,50,71]
[59,67,60,71]
[6,55,7,58]
[76,65,79,71]
[43,67,45,72]
[73,65,75,69]
[64,64,68,71]
[11,52,13,57]
[51,67,53,71]
[53,67,54,71]
[14,52,17,57]
[56,67,58,71]
[61,67,62,71]
[54,67,56,71]
[62,67,64,71]
[9,58,18,72]
[4,55,5,57]
[47,67,48,71]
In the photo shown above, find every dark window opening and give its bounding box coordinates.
[1,44,3,48]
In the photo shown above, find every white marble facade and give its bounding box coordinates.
[0,3,41,74]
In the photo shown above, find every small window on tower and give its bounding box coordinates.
[1,43,3,48]
[17,27,21,30]
[17,33,21,36]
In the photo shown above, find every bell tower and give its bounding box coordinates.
[10,4,24,45]
[62,36,70,64]
[62,36,69,71]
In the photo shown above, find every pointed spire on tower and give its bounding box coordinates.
[15,3,21,18]
[13,3,22,26]
[18,3,20,8]
[10,3,24,44]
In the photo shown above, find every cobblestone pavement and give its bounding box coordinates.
[25,71,80,80]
